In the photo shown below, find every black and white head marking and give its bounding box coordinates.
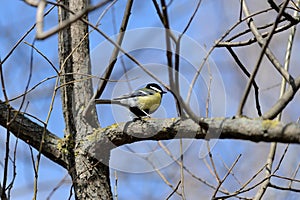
[146,83,165,94]
[149,85,162,93]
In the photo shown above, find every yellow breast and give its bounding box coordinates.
[138,92,162,114]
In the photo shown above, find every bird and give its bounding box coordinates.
[95,83,167,118]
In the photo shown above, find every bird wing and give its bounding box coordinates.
[113,89,154,100]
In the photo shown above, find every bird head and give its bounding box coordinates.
[146,83,167,95]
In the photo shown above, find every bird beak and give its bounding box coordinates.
[162,90,167,94]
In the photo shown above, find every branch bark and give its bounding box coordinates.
[3,98,299,169]
[84,117,300,161]
[0,101,68,168]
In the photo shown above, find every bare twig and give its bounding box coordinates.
[157,141,230,195]
[179,139,186,200]
[33,74,61,198]
[1,106,9,200]
[111,3,133,92]
[263,0,300,119]
[95,0,118,26]
[84,0,134,118]
[166,180,181,200]
[174,0,202,116]
[212,154,242,198]
[93,0,133,99]
[215,175,272,199]
[1,4,55,64]
[237,0,293,116]
[206,143,220,182]
[187,6,288,103]
[24,0,39,7]
[255,1,298,198]
[218,154,242,186]
[0,59,8,102]
[254,143,277,200]
[0,184,4,200]
[35,0,110,40]
[288,164,300,188]
[268,182,300,192]
[186,6,267,103]
[273,144,289,174]
[46,173,71,200]
[124,145,182,196]
[159,0,179,116]
[268,0,298,23]
[217,20,294,47]
[272,173,300,183]
[151,0,177,41]
[114,170,118,200]
[6,103,28,199]
[226,47,262,116]
[24,41,59,74]
[262,75,300,119]
[235,164,267,196]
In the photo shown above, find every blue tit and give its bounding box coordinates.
[95,83,167,118]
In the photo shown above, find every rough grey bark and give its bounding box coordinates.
[0,101,68,168]
[83,117,300,160]
[1,102,299,161]
[57,0,112,199]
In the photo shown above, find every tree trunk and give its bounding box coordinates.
[58,0,112,199]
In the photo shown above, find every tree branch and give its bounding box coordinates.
[2,100,300,170]
[0,101,68,168]
[35,0,110,40]
[84,117,300,160]
[241,0,295,87]
[263,75,300,119]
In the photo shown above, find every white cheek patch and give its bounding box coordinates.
[150,86,162,93]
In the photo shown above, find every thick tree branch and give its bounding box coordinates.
[0,101,68,168]
[2,100,300,170]
[84,117,300,160]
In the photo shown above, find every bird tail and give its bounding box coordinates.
[95,99,122,105]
